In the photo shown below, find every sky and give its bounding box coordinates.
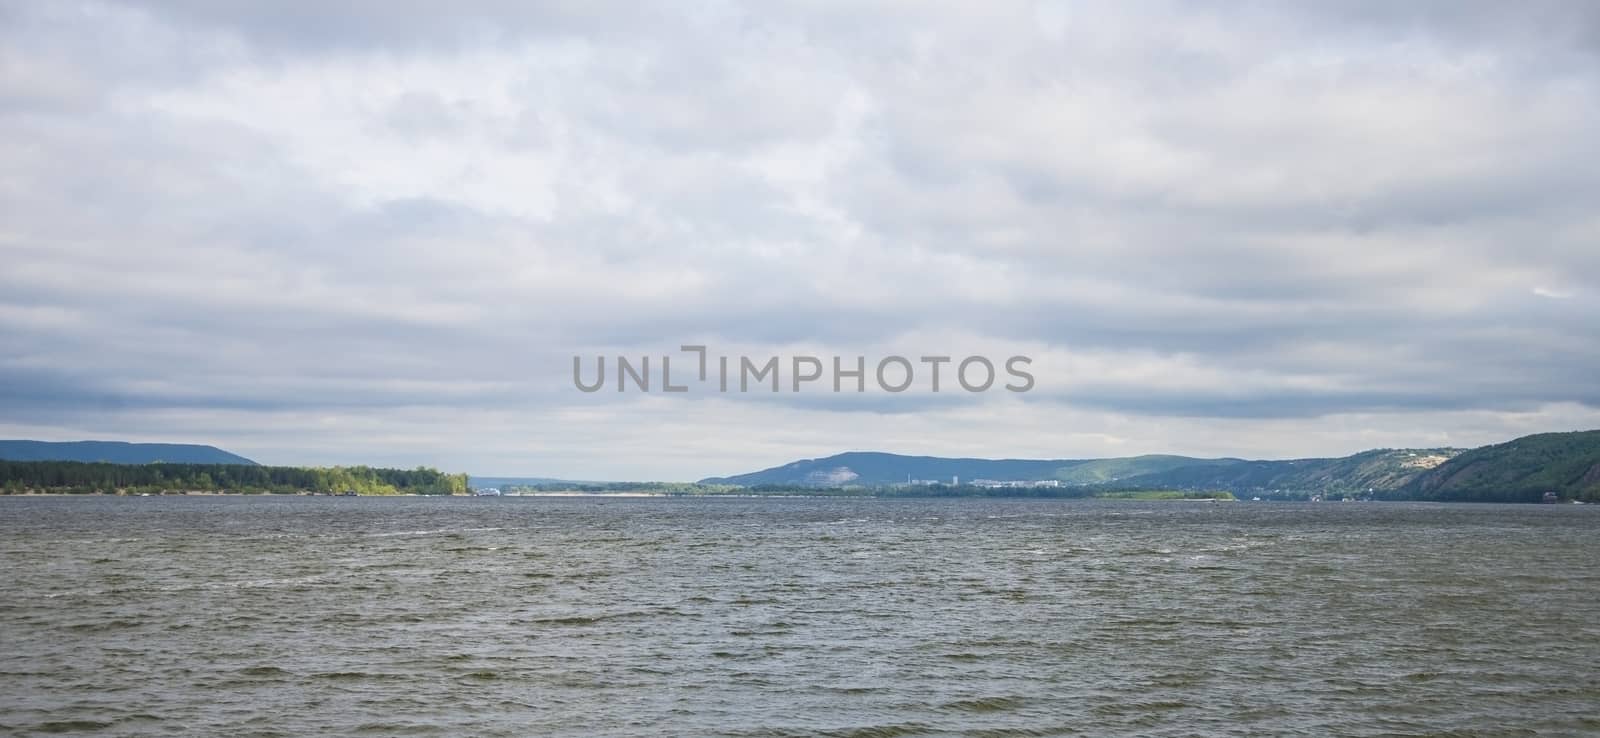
[2,1,1598,480]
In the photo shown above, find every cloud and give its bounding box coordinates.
[1,1,1597,478]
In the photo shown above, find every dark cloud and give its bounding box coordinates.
[96,0,645,54]
[2,1,1597,477]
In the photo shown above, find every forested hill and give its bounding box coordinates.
[700,430,1600,502]
[1111,448,1463,497]
[0,461,468,496]
[699,452,1228,486]
[0,440,256,465]
[1401,430,1600,503]
[700,449,1442,491]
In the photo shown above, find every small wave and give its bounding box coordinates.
[820,685,884,695]
[43,589,108,600]
[367,527,505,538]
[1090,699,1190,716]
[309,671,407,682]
[943,695,1024,713]
[964,728,1070,738]
[940,652,984,661]
[32,720,115,733]
[821,723,933,738]
[65,619,140,631]
[521,612,646,626]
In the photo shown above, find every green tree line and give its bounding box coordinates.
[0,461,468,495]
[503,481,1234,499]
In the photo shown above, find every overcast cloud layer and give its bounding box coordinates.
[2,1,1598,479]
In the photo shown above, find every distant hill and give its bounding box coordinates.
[1119,448,1464,497]
[1402,430,1600,503]
[0,440,256,465]
[1052,455,1241,485]
[700,446,1470,498]
[699,451,1233,487]
[703,432,1600,503]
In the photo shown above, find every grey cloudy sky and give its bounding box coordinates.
[2,1,1597,479]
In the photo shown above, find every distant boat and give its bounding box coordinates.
[474,488,502,496]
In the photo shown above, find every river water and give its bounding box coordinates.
[1,496,1597,736]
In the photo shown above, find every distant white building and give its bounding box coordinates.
[971,479,1061,489]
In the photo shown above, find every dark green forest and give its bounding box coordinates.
[1399,430,1600,503]
[503,481,1234,500]
[0,461,468,495]
[697,430,1600,503]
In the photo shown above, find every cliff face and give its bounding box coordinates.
[1578,462,1600,489]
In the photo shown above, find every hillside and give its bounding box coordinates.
[701,446,1470,498]
[1052,455,1240,485]
[1402,430,1600,503]
[0,460,466,495]
[0,440,256,465]
[1119,448,1463,497]
[699,452,1232,487]
[701,452,1061,486]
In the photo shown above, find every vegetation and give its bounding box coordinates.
[504,481,740,495]
[8,429,1596,503]
[1048,455,1240,485]
[1115,448,1464,500]
[697,448,1462,494]
[1093,490,1236,501]
[0,461,468,496]
[1400,431,1600,503]
[698,451,1235,487]
[691,430,1600,503]
[503,481,1234,500]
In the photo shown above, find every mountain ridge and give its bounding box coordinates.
[1402,430,1600,502]
[0,440,256,465]
[699,430,1600,502]
[699,451,1242,487]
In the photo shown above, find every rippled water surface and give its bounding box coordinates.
[2,496,1598,736]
